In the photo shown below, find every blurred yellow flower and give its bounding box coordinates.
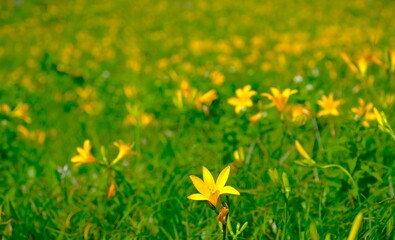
[227,85,257,114]
[249,111,263,123]
[107,176,116,199]
[195,89,218,110]
[341,52,382,78]
[388,50,395,73]
[351,98,376,127]
[317,93,343,117]
[11,103,31,123]
[210,71,225,85]
[188,166,240,208]
[288,104,310,123]
[71,140,97,166]
[112,141,136,165]
[124,113,154,127]
[261,88,298,112]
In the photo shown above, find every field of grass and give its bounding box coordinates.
[1,0,395,239]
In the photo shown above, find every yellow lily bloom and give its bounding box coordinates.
[112,141,136,165]
[188,166,240,208]
[351,98,375,127]
[71,140,97,166]
[317,93,343,117]
[261,88,298,112]
[195,89,218,110]
[227,85,257,114]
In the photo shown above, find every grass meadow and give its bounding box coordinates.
[1,0,395,239]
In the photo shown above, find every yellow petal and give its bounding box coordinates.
[202,167,216,191]
[83,140,91,151]
[189,175,210,197]
[227,97,240,106]
[187,193,209,201]
[261,93,273,100]
[220,186,240,195]
[216,166,230,189]
[270,88,280,96]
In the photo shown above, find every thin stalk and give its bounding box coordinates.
[318,164,361,204]
[281,201,288,240]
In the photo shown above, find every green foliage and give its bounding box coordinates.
[1,0,395,239]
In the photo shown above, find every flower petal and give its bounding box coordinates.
[216,166,230,190]
[202,166,216,191]
[220,186,240,195]
[187,193,209,201]
[189,175,210,197]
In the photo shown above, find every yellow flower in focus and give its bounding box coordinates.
[112,141,136,165]
[188,166,240,208]
[227,85,257,114]
[71,140,97,166]
[317,93,343,117]
[261,88,298,112]
[195,89,218,110]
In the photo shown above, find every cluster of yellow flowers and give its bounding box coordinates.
[70,140,136,198]
[1,102,46,144]
[224,84,380,128]
[173,79,218,114]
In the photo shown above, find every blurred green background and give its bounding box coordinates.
[1,0,394,239]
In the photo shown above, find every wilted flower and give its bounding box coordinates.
[317,93,343,117]
[227,85,257,114]
[71,140,97,166]
[188,166,240,208]
[261,88,298,112]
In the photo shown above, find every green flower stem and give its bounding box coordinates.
[281,201,288,240]
[318,164,361,204]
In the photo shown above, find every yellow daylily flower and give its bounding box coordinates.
[11,102,32,123]
[351,98,375,127]
[71,140,97,166]
[287,104,310,123]
[317,93,343,117]
[261,88,298,112]
[112,141,136,165]
[210,71,225,85]
[195,89,218,110]
[227,85,257,114]
[188,166,240,208]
